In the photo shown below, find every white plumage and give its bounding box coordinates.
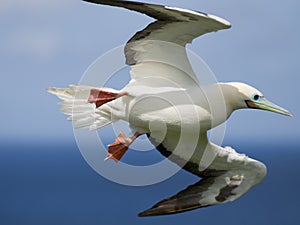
[48,0,291,217]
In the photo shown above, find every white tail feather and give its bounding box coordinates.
[47,85,115,130]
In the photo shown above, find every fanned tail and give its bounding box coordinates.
[47,85,117,130]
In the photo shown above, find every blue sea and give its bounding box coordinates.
[1,140,299,225]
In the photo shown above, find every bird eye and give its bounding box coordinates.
[252,94,261,101]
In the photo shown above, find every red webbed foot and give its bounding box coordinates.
[105,132,140,162]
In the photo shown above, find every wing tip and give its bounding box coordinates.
[138,205,201,217]
[138,210,152,217]
[164,5,231,28]
[138,202,177,217]
[137,208,171,217]
[207,14,231,28]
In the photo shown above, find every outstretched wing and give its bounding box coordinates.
[83,0,231,86]
[141,135,267,216]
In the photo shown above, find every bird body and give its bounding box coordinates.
[48,0,291,217]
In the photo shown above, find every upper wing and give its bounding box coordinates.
[83,0,231,86]
[142,134,267,216]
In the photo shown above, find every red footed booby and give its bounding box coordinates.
[48,0,292,217]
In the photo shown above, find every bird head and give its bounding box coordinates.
[224,82,292,117]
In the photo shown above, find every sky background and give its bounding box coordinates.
[1,0,300,224]
[0,0,299,142]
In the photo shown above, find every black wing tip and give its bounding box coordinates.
[82,0,95,3]
[138,205,168,217]
[138,203,179,217]
[82,0,140,4]
[138,208,173,217]
[138,206,201,217]
[82,0,115,5]
[138,210,153,217]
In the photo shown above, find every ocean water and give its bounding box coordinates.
[1,140,299,225]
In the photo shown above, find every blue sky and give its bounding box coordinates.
[0,0,299,143]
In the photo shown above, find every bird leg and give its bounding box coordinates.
[105,132,141,162]
[88,89,127,108]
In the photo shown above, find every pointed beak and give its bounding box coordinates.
[246,98,293,117]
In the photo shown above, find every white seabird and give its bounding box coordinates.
[47,0,292,217]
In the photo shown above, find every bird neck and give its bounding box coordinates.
[217,82,246,112]
[202,83,243,126]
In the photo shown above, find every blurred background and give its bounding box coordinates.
[0,0,299,224]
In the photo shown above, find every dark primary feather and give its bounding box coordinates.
[82,0,231,84]
[82,0,231,47]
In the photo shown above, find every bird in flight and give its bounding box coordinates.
[48,0,292,217]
